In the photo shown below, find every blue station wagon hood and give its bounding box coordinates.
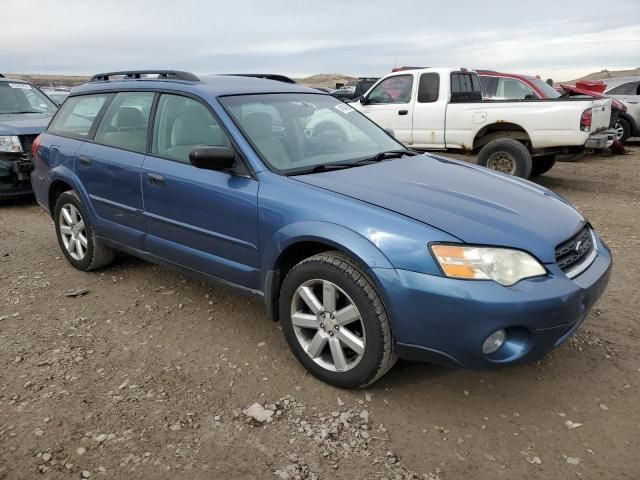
[0,113,52,136]
[293,154,586,264]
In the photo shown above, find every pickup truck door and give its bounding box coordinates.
[411,72,447,148]
[356,74,414,144]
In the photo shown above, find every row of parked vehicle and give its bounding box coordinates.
[18,69,612,387]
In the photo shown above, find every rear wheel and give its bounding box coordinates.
[54,191,115,271]
[530,155,556,177]
[279,251,397,388]
[477,138,532,178]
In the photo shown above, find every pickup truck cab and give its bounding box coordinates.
[351,68,614,178]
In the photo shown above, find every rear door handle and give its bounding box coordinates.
[78,155,92,166]
[147,172,165,187]
[398,110,408,115]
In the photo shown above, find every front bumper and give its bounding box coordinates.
[374,235,612,368]
[0,155,34,197]
[585,129,617,150]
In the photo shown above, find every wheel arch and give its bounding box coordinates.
[261,222,394,321]
[48,178,75,217]
[620,112,638,136]
[473,122,532,151]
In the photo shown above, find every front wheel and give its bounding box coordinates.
[477,138,533,178]
[614,117,631,143]
[279,251,397,388]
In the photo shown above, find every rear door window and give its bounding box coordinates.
[94,92,155,153]
[494,78,536,100]
[607,81,640,95]
[417,73,440,103]
[48,94,110,138]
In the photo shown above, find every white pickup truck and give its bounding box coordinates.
[350,67,615,178]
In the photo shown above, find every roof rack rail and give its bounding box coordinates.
[226,74,297,84]
[89,70,200,82]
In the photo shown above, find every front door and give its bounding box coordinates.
[357,74,414,145]
[141,93,260,289]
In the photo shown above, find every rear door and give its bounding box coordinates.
[74,91,154,249]
[411,72,447,148]
[357,74,414,144]
[141,93,260,288]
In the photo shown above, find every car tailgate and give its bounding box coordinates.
[591,98,611,132]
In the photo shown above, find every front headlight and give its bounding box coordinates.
[430,244,546,286]
[0,136,23,153]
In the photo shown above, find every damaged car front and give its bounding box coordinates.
[0,76,57,196]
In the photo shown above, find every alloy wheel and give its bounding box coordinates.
[290,279,366,372]
[59,203,88,260]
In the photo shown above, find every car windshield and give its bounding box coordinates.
[0,81,58,114]
[531,78,561,99]
[220,93,404,174]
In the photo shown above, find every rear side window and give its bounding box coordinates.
[450,73,482,103]
[417,73,440,103]
[607,81,640,95]
[48,94,109,138]
[152,94,230,163]
[94,92,155,153]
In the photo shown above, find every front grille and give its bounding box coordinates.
[555,226,595,274]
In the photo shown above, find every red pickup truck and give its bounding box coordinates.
[477,70,629,143]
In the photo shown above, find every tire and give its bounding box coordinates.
[530,155,556,177]
[614,117,631,143]
[54,190,115,271]
[279,251,397,388]
[477,138,533,178]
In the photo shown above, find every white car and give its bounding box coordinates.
[351,68,615,178]
[600,77,640,142]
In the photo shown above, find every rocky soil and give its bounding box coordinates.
[1,146,639,479]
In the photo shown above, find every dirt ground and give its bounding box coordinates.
[1,146,639,480]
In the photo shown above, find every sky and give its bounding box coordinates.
[2,0,639,81]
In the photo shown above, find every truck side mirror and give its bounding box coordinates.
[360,96,369,106]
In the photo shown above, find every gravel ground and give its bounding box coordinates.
[1,146,639,479]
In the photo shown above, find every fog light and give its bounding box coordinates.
[482,329,506,354]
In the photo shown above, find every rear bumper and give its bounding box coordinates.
[374,234,612,368]
[585,129,617,150]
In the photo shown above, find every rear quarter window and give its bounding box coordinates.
[450,73,482,103]
[48,94,110,139]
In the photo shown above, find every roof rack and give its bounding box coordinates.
[89,70,200,82]
[226,74,297,84]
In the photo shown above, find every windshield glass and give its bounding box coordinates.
[220,93,403,174]
[531,78,561,99]
[0,81,58,114]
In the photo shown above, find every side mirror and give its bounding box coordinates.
[360,96,371,106]
[189,146,235,170]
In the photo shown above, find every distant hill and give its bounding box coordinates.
[296,74,356,88]
[4,73,89,87]
[564,68,640,84]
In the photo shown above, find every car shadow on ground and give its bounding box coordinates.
[0,194,37,208]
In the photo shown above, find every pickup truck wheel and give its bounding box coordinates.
[614,117,631,143]
[477,138,532,178]
[54,191,115,271]
[279,251,397,388]
[530,155,556,177]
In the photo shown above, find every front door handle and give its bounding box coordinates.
[147,172,165,187]
[398,110,408,116]
[78,155,92,166]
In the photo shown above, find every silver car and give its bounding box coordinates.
[601,77,640,142]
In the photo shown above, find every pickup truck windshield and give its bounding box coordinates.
[220,93,403,174]
[531,79,561,99]
[0,82,57,114]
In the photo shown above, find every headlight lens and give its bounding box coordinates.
[0,135,23,153]
[430,244,546,286]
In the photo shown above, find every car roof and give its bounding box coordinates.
[475,70,539,82]
[70,74,321,98]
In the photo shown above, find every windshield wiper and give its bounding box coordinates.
[286,162,360,176]
[4,110,42,114]
[357,149,420,163]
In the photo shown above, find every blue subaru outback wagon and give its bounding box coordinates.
[31,70,612,388]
